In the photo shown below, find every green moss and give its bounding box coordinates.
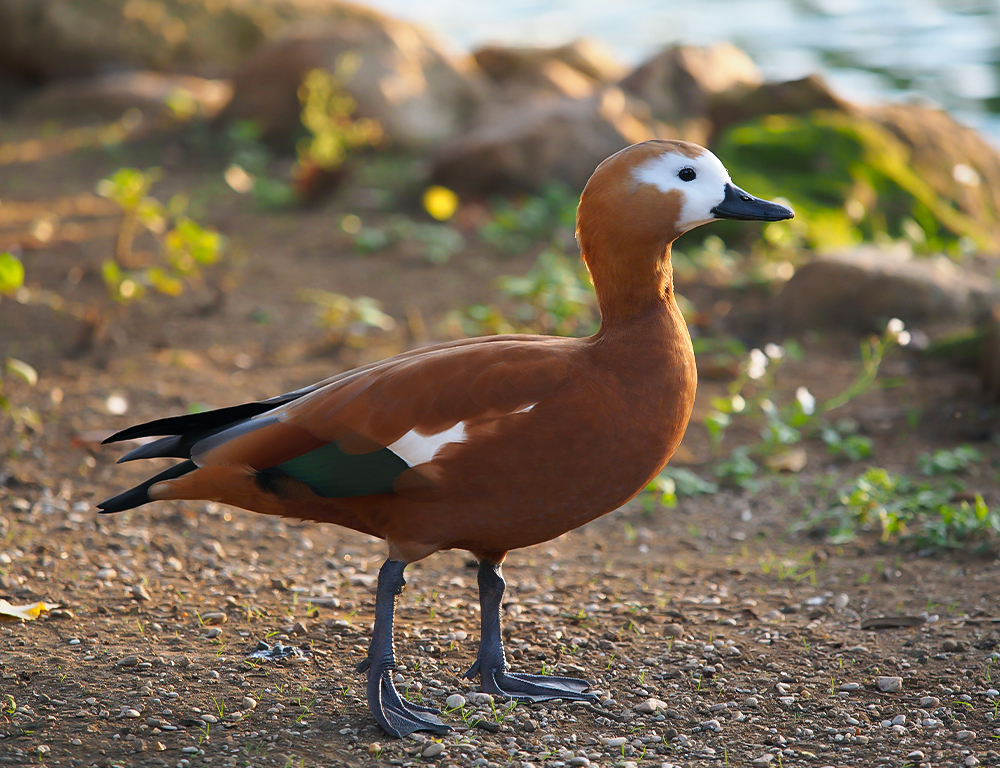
[714,111,989,254]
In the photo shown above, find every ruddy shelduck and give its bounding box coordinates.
[100,140,793,737]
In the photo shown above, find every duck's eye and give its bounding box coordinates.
[678,167,696,182]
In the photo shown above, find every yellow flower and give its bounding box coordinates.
[422,186,459,221]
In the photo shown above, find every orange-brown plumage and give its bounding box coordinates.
[100,139,792,737]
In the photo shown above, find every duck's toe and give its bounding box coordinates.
[368,669,452,738]
[480,669,598,703]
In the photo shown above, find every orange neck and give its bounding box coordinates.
[583,238,675,329]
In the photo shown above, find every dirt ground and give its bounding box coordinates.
[3,122,1000,768]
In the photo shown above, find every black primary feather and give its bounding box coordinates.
[97,460,197,514]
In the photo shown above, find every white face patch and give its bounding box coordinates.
[632,149,732,231]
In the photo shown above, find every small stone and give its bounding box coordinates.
[445,694,466,709]
[920,696,940,708]
[752,755,774,767]
[876,676,903,693]
[421,742,445,758]
[838,683,861,692]
[132,584,152,601]
[892,714,906,726]
[957,730,976,740]
[635,698,668,715]
[965,757,980,767]
[200,612,227,625]
[602,737,627,747]
[907,751,925,761]
[744,696,759,708]
[942,639,960,652]
[663,623,684,638]
[96,567,117,581]
[567,758,590,767]
[368,743,382,757]
[124,709,141,718]
[200,714,218,724]
[204,627,223,639]
[834,593,850,609]
[467,692,494,706]
[988,689,999,698]
[242,697,257,710]
[116,655,140,668]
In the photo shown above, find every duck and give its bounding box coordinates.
[99,139,793,738]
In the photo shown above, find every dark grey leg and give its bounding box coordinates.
[464,560,597,702]
[357,559,451,737]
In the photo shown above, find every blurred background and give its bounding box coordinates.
[0,0,999,552]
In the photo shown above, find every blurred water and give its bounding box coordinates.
[365,0,1000,143]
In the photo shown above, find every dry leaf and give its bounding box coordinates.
[765,448,807,473]
[0,599,59,622]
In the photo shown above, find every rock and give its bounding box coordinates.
[466,692,494,706]
[473,39,626,102]
[19,72,232,122]
[876,676,903,693]
[635,697,669,715]
[866,102,1000,249]
[95,567,117,581]
[116,655,140,668]
[421,742,445,758]
[619,43,762,142]
[200,612,227,626]
[774,246,999,332]
[0,0,415,80]
[131,583,153,602]
[752,755,774,767]
[957,729,977,741]
[431,87,657,195]
[221,16,483,151]
[708,74,847,136]
[662,623,684,638]
[920,696,940,708]
[445,694,466,709]
[242,697,257,710]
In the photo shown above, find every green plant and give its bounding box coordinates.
[0,251,24,297]
[302,290,396,348]
[351,216,465,265]
[918,445,982,476]
[479,184,578,253]
[497,249,597,336]
[643,467,718,510]
[802,466,998,552]
[821,420,873,461]
[296,58,383,172]
[97,168,223,304]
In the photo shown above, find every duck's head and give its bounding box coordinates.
[577,140,793,320]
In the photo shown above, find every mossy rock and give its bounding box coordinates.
[713,110,997,254]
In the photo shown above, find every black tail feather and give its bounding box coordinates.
[101,392,305,445]
[97,460,197,514]
[117,435,187,463]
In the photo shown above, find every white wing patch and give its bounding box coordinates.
[385,404,537,467]
[388,422,468,467]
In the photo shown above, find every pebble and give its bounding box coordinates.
[920,696,940,708]
[368,743,382,756]
[838,683,861,692]
[907,751,925,761]
[116,655,140,668]
[445,694,467,709]
[123,709,141,718]
[201,612,227,625]
[602,737,627,747]
[892,715,906,726]
[635,698,668,714]
[421,742,445,758]
[957,730,976,740]
[744,696,759,708]
[567,758,590,767]
[876,676,903,693]
[752,755,774,767]
[966,757,980,767]
[95,567,117,581]
[467,692,494,706]
[988,689,999,698]
[663,623,684,638]
[242,697,257,711]
[131,584,152,601]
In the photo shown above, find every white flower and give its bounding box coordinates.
[747,348,768,380]
[887,318,905,334]
[795,386,816,416]
[731,394,746,413]
[764,343,785,360]
[897,330,911,346]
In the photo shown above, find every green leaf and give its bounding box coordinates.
[5,358,38,386]
[0,252,24,295]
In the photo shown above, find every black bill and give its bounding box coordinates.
[712,182,794,222]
